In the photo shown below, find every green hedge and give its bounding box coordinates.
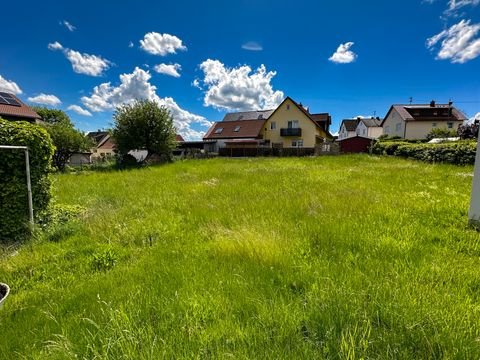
[371,140,477,165]
[0,119,54,241]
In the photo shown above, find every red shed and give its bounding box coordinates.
[338,136,374,153]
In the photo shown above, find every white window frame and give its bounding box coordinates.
[288,120,299,129]
[270,121,276,130]
[292,140,304,148]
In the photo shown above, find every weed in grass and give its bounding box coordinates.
[91,248,118,272]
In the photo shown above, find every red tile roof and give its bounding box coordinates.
[176,134,185,142]
[0,93,40,121]
[203,119,266,140]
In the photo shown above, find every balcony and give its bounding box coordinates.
[280,128,302,137]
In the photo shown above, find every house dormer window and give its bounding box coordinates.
[286,104,290,110]
[215,128,223,134]
[233,126,241,132]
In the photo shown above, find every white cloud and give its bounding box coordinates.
[427,19,480,63]
[0,75,22,94]
[128,41,134,48]
[329,42,358,64]
[27,93,61,106]
[48,41,63,51]
[80,67,210,140]
[48,41,112,76]
[154,63,181,77]
[61,20,76,32]
[447,0,480,12]
[67,104,92,116]
[242,41,263,51]
[469,112,480,123]
[196,59,284,111]
[140,32,187,56]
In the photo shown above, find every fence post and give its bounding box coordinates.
[469,133,480,228]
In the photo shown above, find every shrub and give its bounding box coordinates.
[426,127,458,141]
[0,119,54,241]
[371,139,477,165]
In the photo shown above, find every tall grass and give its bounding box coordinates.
[1,155,479,358]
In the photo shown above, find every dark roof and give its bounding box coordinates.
[87,131,109,145]
[176,134,185,142]
[310,113,331,125]
[0,93,40,121]
[341,119,360,131]
[360,118,382,127]
[203,119,266,140]
[222,109,275,122]
[381,104,468,126]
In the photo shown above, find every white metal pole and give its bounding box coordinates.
[24,148,34,227]
[469,132,480,228]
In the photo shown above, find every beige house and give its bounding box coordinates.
[87,131,116,160]
[338,119,359,140]
[356,118,383,138]
[381,102,467,139]
[203,97,332,151]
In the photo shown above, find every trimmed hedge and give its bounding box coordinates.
[371,140,477,165]
[0,119,54,241]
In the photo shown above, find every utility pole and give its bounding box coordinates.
[469,132,480,228]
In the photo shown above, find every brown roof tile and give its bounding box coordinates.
[0,93,40,121]
[203,119,266,140]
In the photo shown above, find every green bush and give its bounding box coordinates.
[0,118,54,241]
[371,140,477,165]
[91,248,118,272]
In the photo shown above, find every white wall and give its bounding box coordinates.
[469,135,480,227]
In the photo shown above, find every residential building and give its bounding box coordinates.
[356,118,383,138]
[338,119,359,140]
[87,131,116,160]
[381,101,467,139]
[203,97,332,152]
[0,92,42,123]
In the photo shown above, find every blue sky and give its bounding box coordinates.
[1,0,479,138]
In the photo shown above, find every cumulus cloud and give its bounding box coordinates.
[61,20,76,32]
[446,0,480,14]
[196,59,284,111]
[48,41,112,76]
[329,42,358,63]
[427,19,480,63]
[67,104,92,116]
[140,32,187,56]
[80,67,210,140]
[0,75,22,94]
[154,63,181,77]
[27,93,61,106]
[241,41,263,51]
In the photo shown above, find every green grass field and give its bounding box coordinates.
[1,155,480,359]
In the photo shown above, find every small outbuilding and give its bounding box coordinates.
[338,136,374,153]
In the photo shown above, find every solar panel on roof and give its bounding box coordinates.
[6,98,21,106]
[0,98,8,105]
[0,92,13,98]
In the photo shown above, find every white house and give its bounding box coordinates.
[338,119,359,140]
[355,118,383,139]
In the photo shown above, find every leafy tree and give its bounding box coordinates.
[33,107,92,171]
[458,122,479,140]
[426,127,458,141]
[112,99,177,161]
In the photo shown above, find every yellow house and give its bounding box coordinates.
[263,97,331,148]
[203,97,332,151]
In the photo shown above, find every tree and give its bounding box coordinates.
[33,107,92,171]
[112,99,177,161]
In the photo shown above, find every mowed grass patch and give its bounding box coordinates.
[1,155,480,358]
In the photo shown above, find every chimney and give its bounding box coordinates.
[430,100,436,107]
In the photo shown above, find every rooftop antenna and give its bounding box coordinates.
[373,110,376,117]
[409,97,413,105]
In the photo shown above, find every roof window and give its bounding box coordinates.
[215,128,223,134]
[233,126,241,132]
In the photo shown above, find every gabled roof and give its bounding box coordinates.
[310,113,332,125]
[87,131,110,145]
[203,119,266,140]
[176,134,185,142]
[340,119,359,132]
[381,104,468,126]
[359,118,382,127]
[0,92,40,121]
[97,135,115,150]
[222,109,275,122]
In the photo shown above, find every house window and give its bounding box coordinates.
[233,126,241,132]
[270,121,276,130]
[447,122,453,129]
[288,120,299,128]
[292,140,304,148]
[385,126,390,134]
[396,123,401,132]
[286,104,290,110]
[432,123,437,128]
[363,129,366,135]
[215,128,223,134]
